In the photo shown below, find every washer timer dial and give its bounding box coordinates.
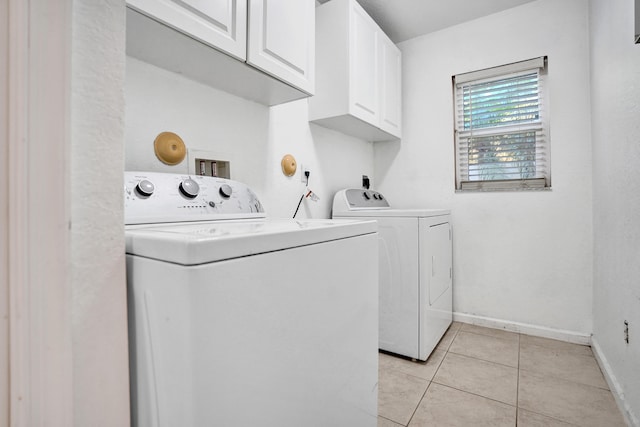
[179,178,200,199]
[219,184,233,198]
[135,180,155,197]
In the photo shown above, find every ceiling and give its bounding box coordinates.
[318,0,537,43]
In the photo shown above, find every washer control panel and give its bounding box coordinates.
[344,189,390,209]
[125,171,265,225]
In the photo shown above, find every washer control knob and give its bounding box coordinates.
[363,191,370,200]
[179,178,200,198]
[219,184,233,198]
[208,201,216,208]
[135,180,155,197]
[378,194,384,200]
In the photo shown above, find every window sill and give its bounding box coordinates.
[455,187,552,193]
[456,178,549,192]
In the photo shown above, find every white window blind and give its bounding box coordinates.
[453,57,549,191]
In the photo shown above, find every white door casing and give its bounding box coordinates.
[4,0,74,425]
[1,0,9,424]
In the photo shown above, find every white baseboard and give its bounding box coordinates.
[591,337,639,427]
[453,312,592,345]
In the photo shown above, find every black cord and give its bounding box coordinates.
[293,170,311,218]
[292,194,305,218]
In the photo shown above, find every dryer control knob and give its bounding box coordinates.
[135,180,155,197]
[363,191,371,200]
[219,184,233,198]
[179,178,200,198]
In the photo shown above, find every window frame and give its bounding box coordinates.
[453,57,550,192]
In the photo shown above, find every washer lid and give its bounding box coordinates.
[126,218,377,265]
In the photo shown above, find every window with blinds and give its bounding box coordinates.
[453,57,549,191]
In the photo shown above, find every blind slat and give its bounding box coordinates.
[459,80,539,99]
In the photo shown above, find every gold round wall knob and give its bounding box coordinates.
[281,154,297,177]
[154,131,186,165]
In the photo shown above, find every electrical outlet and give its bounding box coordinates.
[301,164,311,183]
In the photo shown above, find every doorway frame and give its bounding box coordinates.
[2,0,73,425]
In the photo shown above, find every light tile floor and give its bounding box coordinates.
[378,322,627,427]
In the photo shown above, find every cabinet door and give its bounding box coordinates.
[379,35,402,137]
[349,1,379,126]
[128,0,247,60]
[247,0,315,94]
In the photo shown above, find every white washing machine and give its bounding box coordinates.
[125,172,379,427]
[333,188,452,361]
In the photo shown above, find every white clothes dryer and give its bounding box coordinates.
[125,172,379,427]
[333,188,452,361]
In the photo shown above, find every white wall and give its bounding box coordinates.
[374,0,594,337]
[125,57,374,219]
[589,0,640,424]
[71,0,130,425]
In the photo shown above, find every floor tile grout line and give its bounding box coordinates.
[437,326,520,413]
[429,381,518,408]
[434,327,455,371]
[377,414,403,426]
[401,323,459,426]
[458,328,520,343]
[517,407,583,426]
[380,368,436,384]
[436,324,460,353]
[520,340,598,359]
[462,325,595,358]
[446,348,519,369]
[447,351,518,369]
[405,380,433,427]
[378,348,441,426]
[378,351,447,383]
[517,365,612,391]
[519,336,610,391]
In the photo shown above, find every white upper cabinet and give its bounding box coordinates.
[126,0,315,106]
[247,0,315,95]
[309,0,402,142]
[349,4,379,126]
[127,0,247,60]
[379,36,402,136]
